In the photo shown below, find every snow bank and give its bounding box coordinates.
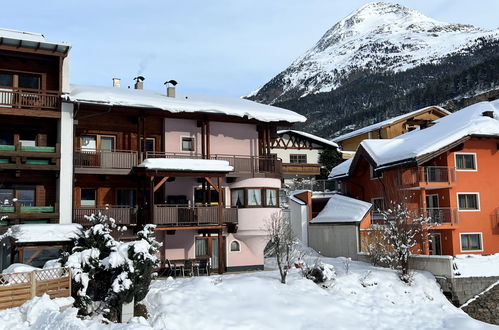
[9,224,81,243]
[66,85,307,124]
[2,264,40,274]
[311,194,372,223]
[136,158,233,172]
[454,254,499,277]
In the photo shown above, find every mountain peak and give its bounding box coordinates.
[247,2,498,104]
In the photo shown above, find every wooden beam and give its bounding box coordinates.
[153,225,224,231]
[153,177,169,192]
[204,177,220,193]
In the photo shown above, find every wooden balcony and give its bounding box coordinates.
[73,206,138,226]
[74,149,138,175]
[0,143,60,170]
[0,203,59,225]
[0,88,60,117]
[396,166,456,189]
[370,207,459,227]
[282,163,321,176]
[153,205,238,227]
[146,152,282,178]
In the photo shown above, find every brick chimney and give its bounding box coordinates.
[164,80,178,98]
[134,76,145,89]
[112,78,121,88]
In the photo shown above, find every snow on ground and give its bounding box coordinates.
[454,254,499,277]
[0,257,495,329]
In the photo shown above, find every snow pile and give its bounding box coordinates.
[454,254,499,277]
[311,194,372,223]
[0,256,494,329]
[66,85,306,124]
[9,224,82,243]
[137,158,233,172]
[2,264,40,274]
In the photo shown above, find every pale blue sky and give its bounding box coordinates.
[2,0,498,96]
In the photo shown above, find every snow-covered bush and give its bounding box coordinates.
[61,212,161,320]
[378,203,431,283]
[300,259,336,288]
[265,212,295,284]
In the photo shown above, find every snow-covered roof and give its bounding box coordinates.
[136,158,233,172]
[332,106,449,143]
[277,130,338,148]
[65,85,306,124]
[310,194,371,224]
[288,190,311,205]
[330,100,499,178]
[9,224,81,243]
[0,28,70,52]
[329,158,353,179]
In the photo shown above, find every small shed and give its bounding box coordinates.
[308,194,371,259]
[0,224,81,270]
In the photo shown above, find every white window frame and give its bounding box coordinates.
[456,192,480,212]
[229,240,241,253]
[460,232,483,252]
[454,152,477,172]
[370,165,383,180]
[180,136,196,152]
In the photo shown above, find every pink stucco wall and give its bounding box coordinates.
[162,230,196,260]
[163,118,258,156]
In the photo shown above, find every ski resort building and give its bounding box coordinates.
[330,101,499,256]
[332,106,450,156]
[0,28,307,273]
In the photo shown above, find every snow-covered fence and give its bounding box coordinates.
[0,267,71,310]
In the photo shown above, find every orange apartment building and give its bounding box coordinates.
[330,100,499,256]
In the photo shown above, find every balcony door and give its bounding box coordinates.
[429,233,442,255]
[426,194,440,223]
[195,236,225,272]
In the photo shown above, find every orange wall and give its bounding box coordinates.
[342,137,499,255]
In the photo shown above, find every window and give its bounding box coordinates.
[0,189,14,206]
[457,193,479,211]
[100,136,115,152]
[181,137,195,151]
[230,241,241,252]
[140,137,156,153]
[266,189,278,207]
[194,187,220,205]
[0,187,35,206]
[81,135,97,151]
[81,189,96,207]
[116,189,136,207]
[460,233,482,251]
[290,154,307,164]
[455,153,477,171]
[18,74,40,89]
[19,132,37,147]
[195,238,209,257]
[0,73,13,87]
[231,188,279,208]
[370,165,383,179]
[231,189,244,207]
[81,135,116,151]
[248,189,262,206]
[371,197,385,212]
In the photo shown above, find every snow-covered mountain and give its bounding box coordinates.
[247,2,499,105]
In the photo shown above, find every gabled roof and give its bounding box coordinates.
[277,130,338,148]
[65,85,307,124]
[330,100,499,179]
[310,194,372,224]
[331,106,450,143]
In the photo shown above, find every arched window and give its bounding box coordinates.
[230,241,241,252]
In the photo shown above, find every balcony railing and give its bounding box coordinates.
[0,143,60,169]
[146,152,281,177]
[396,166,456,188]
[74,149,138,173]
[153,205,238,226]
[73,206,138,225]
[282,163,321,176]
[423,207,459,225]
[285,179,336,192]
[0,203,59,224]
[0,88,60,111]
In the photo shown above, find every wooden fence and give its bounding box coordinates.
[0,267,71,310]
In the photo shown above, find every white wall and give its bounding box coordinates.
[271,148,322,164]
[61,56,71,94]
[289,201,308,245]
[58,102,74,224]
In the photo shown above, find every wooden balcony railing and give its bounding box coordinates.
[73,206,138,225]
[282,163,321,176]
[396,166,456,188]
[0,203,59,224]
[153,205,238,227]
[0,88,60,111]
[0,143,60,170]
[74,149,138,172]
[146,152,282,178]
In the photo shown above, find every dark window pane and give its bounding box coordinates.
[0,73,13,87]
[117,189,136,207]
[0,189,14,206]
[146,138,155,152]
[290,154,307,163]
[182,137,194,151]
[81,189,96,207]
[0,131,13,145]
[18,74,40,89]
[195,239,208,257]
[17,189,35,206]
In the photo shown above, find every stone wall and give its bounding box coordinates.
[461,281,499,325]
[437,276,499,305]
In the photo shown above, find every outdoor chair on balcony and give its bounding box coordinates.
[183,259,194,277]
[196,258,211,276]
[169,259,185,277]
